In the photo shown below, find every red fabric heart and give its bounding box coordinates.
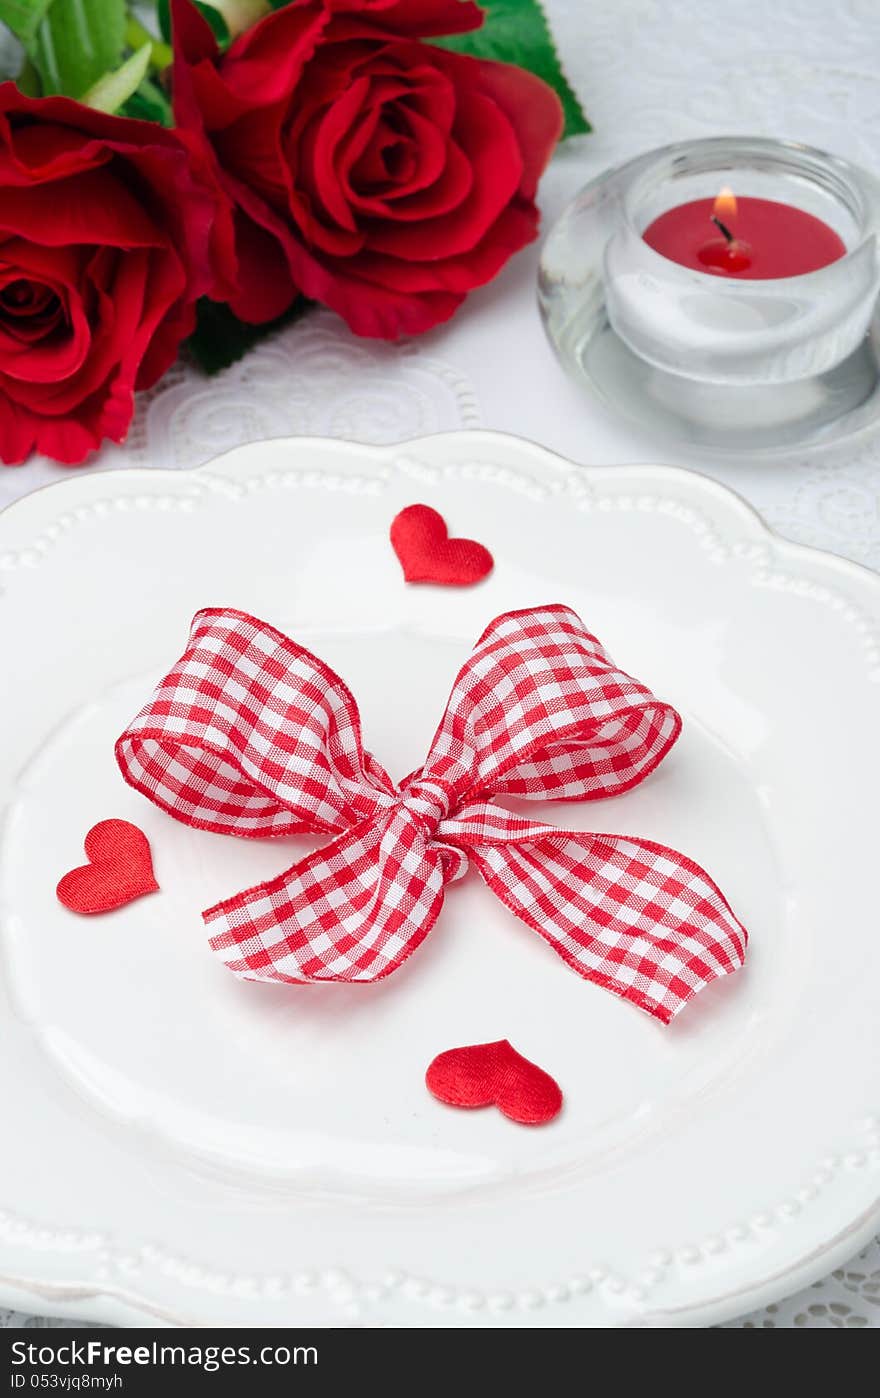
[390,504,493,585]
[57,819,159,915]
[425,1039,563,1126]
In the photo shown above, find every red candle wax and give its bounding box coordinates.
[643,196,846,279]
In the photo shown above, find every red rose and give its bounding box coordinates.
[172,0,563,338]
[0,84,230,466]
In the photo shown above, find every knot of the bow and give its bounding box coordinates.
[115,604,747,1023]
[394,771,470,883]
[397,773,455,838]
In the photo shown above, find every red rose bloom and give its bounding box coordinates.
[0,84,229,466]
[172,0,563,338]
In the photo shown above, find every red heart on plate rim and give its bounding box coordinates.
[390,504,494,586]
[57,819,159,915]
[425,1039,563,1126]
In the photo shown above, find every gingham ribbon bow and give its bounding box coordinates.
[116,605,747,1023]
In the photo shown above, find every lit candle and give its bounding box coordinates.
[643,186,846,278]
[539,135,880,449]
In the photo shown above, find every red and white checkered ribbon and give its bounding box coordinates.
[116,605,747,1023]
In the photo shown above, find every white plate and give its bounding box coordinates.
[0,431,878,1329]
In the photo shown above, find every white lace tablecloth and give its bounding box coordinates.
[2,0,879,1329]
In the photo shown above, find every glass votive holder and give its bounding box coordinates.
[538,136,880,455]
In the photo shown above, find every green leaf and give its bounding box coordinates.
[15,55,43,94]
[187,297,313,376]
[157,0,229,48]
[81,41,152,112]
[126,14,173,69]
[31,0,126,98]
[121,74,173,124]
[0,0,53,50]
[436,0,589,140]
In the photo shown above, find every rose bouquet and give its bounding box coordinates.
[0,0,586,465]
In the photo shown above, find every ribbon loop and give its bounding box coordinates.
[424,606,682,805]
[117,604,747,1022]
[115,609,393,838]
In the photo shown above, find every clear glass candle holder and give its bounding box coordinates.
[538,136,880,455]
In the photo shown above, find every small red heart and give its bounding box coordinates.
[425,1039,563,1126]
[57,820,159,915]
[390,504,493,586]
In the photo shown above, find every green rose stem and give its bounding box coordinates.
[125,16,173,71]
[207,0,270,40]
[15,57,41,96]
[82,42,153,113]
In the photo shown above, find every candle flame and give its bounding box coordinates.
[713,186,737,222]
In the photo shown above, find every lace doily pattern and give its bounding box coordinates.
[727,1239,880,1328]
[2,0,880,1328]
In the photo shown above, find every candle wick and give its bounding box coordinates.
[711,214,734,243]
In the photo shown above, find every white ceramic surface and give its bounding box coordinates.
[5,0,880,1334]
[0,431,877,1328]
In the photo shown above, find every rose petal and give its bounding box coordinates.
[364,87,523,259]
[226,207,300,323]
[0,389,39,464]
[221,4,329,106]
[349,200,540,295]
[463,56,564,198]
[0,166,165,250]
[308,76,372,230]
[346,118,471,219]
[322,1,483,39]
[0,78,225,465]
[165,0,560,345]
